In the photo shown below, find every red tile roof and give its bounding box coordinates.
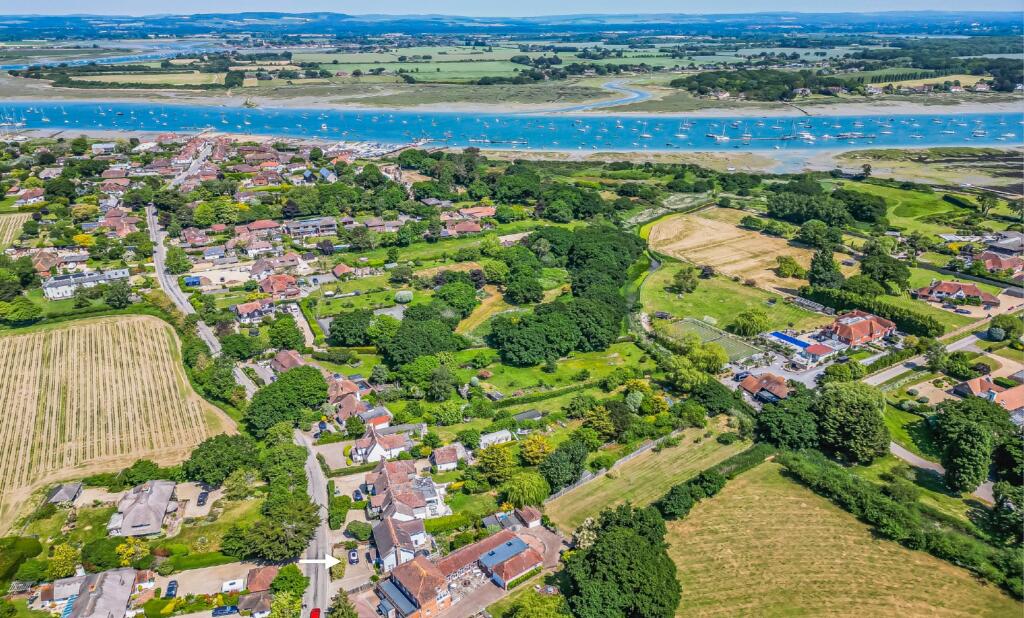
[437,530,517,578]
[491,547,543,585]
[739,373,790,399]
[245,566,278,593]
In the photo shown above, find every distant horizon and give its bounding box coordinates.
[11,5,1023,17]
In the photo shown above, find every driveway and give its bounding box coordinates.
[153,561,259,597]
[314,441,350,471]
[75,487,124,508]
[176,483,222,519]
[330,545,373,593]
[733,355,827,389]
[888,443,994,503]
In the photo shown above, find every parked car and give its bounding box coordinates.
[212,606,238,617]
[348,550,359,565]
[309,609,321,618]
[196,492,209,507]
[733,371,750,382]
[318,421,328,431]
[164,581,178,599]
[313,432,321,440]
[353,489,363,501]
[955,308,971,314]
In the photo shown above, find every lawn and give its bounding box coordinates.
[877,291,977,333]
[882,404,940,459]
[545,419,750,534]
[656,318,762,362]
[850,456,984,525]
[668,462,1019,617]
[23,505,116,552]
[152,496,263,556]
[445,490,498,519]
[840,181,1000,237]
[642,265,830,333]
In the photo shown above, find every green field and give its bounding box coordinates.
[657,318,763,362]
[840,181,1000,237]
[546,420,749,533]
[877,291,977,332]
[668,463,1020,617]
[74,72,225,85]
[641,265,830,333]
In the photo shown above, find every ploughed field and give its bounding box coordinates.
[0,316,233,532]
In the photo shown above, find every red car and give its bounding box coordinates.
[309,609,321,618]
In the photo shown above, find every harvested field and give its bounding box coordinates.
[0,316,234,533]
[0,213,28,248]
[648,207,852,294]
[546,418,748,534]
[669,463,1020,617]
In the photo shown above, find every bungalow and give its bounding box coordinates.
[796,343,838,368]
[244,240,279,259]
[481,539,543,590]
[975,251,1024,274]
[39,167,63,180]
[63,568,136,618]
[739,373,791,404]
[259,274,300,300]
[91,142,117,155]
[479,429,514,449]
[376,555,451,618]
[515,506,542,528]
[233,298,276,324]
[955,376,1024,413]
[238,219,282,239]
[459,206,496,220]
[202,245,227,261]
[15,188,45,206]
[822,310,896,346]
[48,482,83,506]
[373,517,431,573]
[332,262,354,278]
[237,592,271,618]
[107,480,177,537]
[244,566,279,593]
[180,227,210,248]
[443,221,482,237]
[271,349,305,373]
[429,444,467,472]
[986,232,1023,257]
[914,280,1000,306]
[351,427,414,463]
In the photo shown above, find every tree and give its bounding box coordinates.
[366,314,400,347]
[327,309,373,346]
[115,538,148,567]
[808,249,844,288]
[345,520,372,542]
[345,416,366,439]
[775,255,807,279]
[562,508,679,618]
[990,314,1023,341]
[939,416,993,492]
[728,308,769,337]
[1,295,42,325]
[814,382,889,464]
[756,389,818,449]
[434,281,479,318]
[220,333,263,360]
[797,219,841,249]
[656,483,696,519]
[519,434,553,465]
[977,192,998,217]
[165,246,192,274]
[504,272,543,305]
[223,467,258,500]
[860,253,910,292]
[271,564,310,597]
[326,590,359,618]
[47,543,79,579]
[476,444,517,484]
[269,315,304,350]
[184,434,258,486]
[245,366,329,437]
[540,439,588,491]
[501,471,551,507]
[456,429,481,450]
[842,274,885,297]
[269,591,302,618]
[989,482,1024,545]
[671,263,699,293]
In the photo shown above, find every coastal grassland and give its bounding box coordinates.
[545,419,749,534]
[838,181,998,236]
[0,316,234,533]
[668,462,1020,617]
[836,147,1024,189]
[72,72,225,86]
[641,263,831,333]
[646,207,855,294]
[0,213,29,248]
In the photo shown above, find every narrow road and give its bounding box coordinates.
[146,205,258,399]
[888,442,994,503]
[295,429,331,613]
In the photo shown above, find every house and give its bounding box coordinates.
[48,482,83,506]
[238,220,282,239]
[429,444,467,472]
[479,429,513,449]
[332,262,354,278]
[15,188,45,206]
[259,274,300,300]
[107,480,176,537]
[237,591,272,618]
[351,427,414,463]
[823,310,896,346]
[914,280,1000,307]
[286,217,338,238]
[64,568,136,618]
[459,206,496,220]
[271,349,305,373]
[233,298,276,324]
[244,566,279,593]
[986,232,1023,257]
[365,461,450,521]
[975,251,1024,274]
[359,406,394,428]
[955,375,1005,399]
[202,245,227,261]
[181,228,210,248]
[479,537,543,590]
[376,555,451,618]
[796,343,838,368]
[373,517,430,573]
[91,143,117,155]
[245,240,279,259]
[739,373,791,404]
[515,506,542,528]
[41,269,130,300]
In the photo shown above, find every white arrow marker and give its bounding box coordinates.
[299,555,340,569]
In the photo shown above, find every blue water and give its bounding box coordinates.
[0,42,227,71]
[2,101,1021,152]
[770,331,809,349]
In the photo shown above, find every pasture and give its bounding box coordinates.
[545,420,748,534]
[0,316,233,533]
[646,207,853,294]
[668,463,1020,617]
[73,72,225,86]
[641,263,831,333]
[0,213,28,248]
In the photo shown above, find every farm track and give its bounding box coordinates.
[0,315,234,532]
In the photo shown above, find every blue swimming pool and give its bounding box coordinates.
[771,331,809,349]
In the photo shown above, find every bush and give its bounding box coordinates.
[716,432,740,445]
[344,521,372,542]
[424,513,471,535]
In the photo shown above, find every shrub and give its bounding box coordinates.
[424,513,471,535]
[716,432,740,445]
[344,521,372,542]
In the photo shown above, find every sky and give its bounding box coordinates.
[20,0,1024,16]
